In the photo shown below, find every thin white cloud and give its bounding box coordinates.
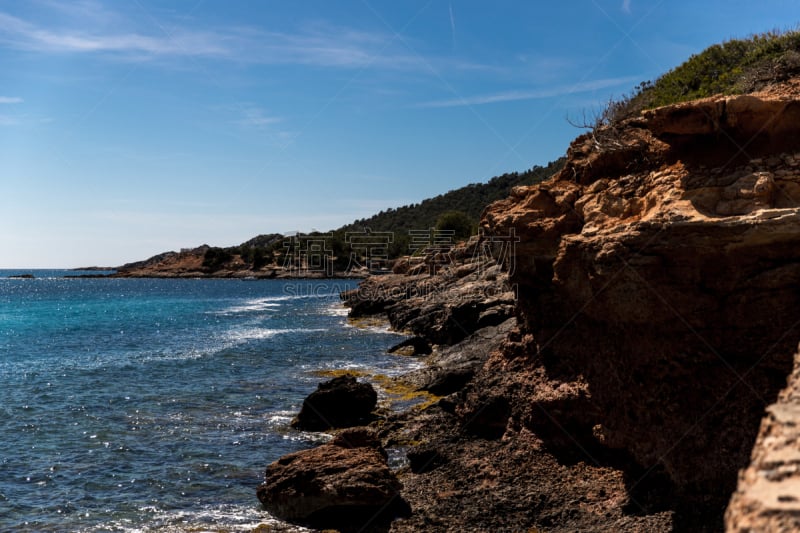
[622,0,632,14]
[0,9,422,70]
[0,96,23,104]
[236,106,281,128]
[0,11,228,56]
[416,76,642,108]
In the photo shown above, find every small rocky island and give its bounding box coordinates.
[256,77,800,532]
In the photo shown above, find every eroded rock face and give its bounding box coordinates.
[342,237,516,346]
[402,318,516,396]
[475,88,800,525]
[257,427,407,530]
[291,376,378,431]
[642,94,800,157]
[726,347,800,532]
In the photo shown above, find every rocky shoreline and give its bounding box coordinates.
[255,80,800,533]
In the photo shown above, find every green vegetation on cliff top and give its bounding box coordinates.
[606,29,800,124]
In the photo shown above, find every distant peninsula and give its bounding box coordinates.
[111,159,563,279]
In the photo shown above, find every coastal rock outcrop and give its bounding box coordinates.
[471,87,800,527]
[257,427,407,530]
[342,236,516,346]
[402,317,516,396]
[291,375,378,431]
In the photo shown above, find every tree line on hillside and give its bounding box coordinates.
[340,158,564,236]
[200,158,565,271]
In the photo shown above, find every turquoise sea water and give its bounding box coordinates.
[0,272,413,532]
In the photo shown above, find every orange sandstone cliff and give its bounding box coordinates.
[469,83,800,529]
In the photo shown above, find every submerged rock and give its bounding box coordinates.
[291,375,377,431]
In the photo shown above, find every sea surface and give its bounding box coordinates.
[0,271,416,532]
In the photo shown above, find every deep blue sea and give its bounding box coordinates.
[0,272,415,532]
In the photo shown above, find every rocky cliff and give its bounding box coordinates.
[470,83,800,529]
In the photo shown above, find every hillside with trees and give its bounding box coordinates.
[339,158,564,235]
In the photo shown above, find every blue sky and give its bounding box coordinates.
[1,1,799,267]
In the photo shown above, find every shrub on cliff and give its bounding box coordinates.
[202,247,232,271]
[603,29,800,123]
[436,210,475,240]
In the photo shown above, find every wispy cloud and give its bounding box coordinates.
[0,96,23,104]
[235,106,281,128]
[416,76,641,108]
[622,0,632,14]
[0,11,228,57]
[0,9,422,70]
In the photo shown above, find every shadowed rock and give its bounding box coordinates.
[257,427,408,531]
[291,375,377,431]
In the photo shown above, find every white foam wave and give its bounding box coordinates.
[264,410,295,428]
[224,327,327,342]
[283,431,333,444]
[347,323,397,335]
[325,303,350,317]
[88,504,312,532]
[301,361,369,373]
[210,296,293,315]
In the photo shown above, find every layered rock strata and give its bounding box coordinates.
[473,89,800,527]
[342,237,517,346]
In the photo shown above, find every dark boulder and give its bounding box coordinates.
[257,427,409,531]
[291,375,378,431]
